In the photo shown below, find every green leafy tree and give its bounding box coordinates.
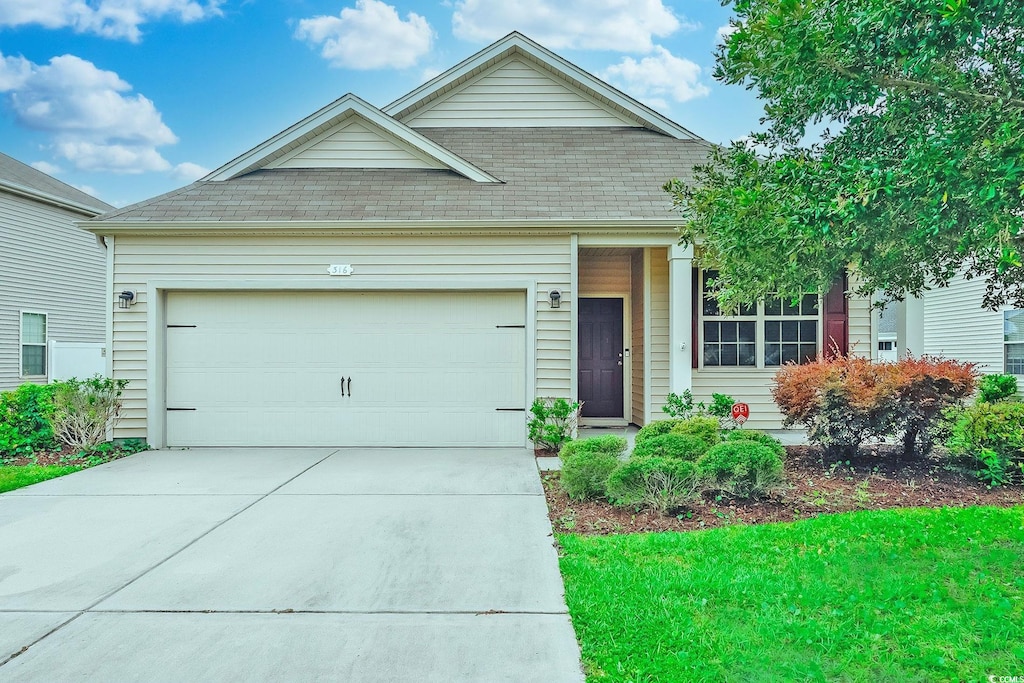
[666,0,1024,311]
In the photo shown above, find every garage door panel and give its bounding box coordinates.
[165,291,527,447]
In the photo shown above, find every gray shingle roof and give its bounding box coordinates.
[94,128,712,223]
[0,152,112,213]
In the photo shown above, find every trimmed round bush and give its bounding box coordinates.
[978,374,1018,404]
[697,442,784,498]
[559,436,627,500]
[606,456,702,513]
[631,433,710,461]
[634,420,683,446]
[670,416,722,449]
[724,429,786,460]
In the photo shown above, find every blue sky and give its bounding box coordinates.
[0,0,763,207]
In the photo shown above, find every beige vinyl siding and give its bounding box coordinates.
[267,119,444,170]
[630,250,645,424]
[110,234,571,439]
[923,274,1003,373]
[578,249,631,296]
[848,273,873,358]
[403,58,636,128]
[0,193,106,390]
[648,248,670,416]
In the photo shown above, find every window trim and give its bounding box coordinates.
[19,310,48,378]
[1004,309,1024,376]
[698,271,822,370]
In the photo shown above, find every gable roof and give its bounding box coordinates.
[204,94,501,183]
[93,127,711,225]
[0,152,112,216]
[384,31,700,140]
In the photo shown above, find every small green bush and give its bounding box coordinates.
[670,416,721,449]
[697,442,784,498]
[0,383,56,459]
[48,376,129,451]
[606,456,703,513]
[631,433,709,461]
[559,436,626,500]
[724,429,787,460]
[978,374,1018,404]
[947,401,1024,486]
[527,397,581,452]
[634,419,683,446]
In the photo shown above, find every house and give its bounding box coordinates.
[0,153,112,391]
[87,32,874,448]
[915,273,1023,378]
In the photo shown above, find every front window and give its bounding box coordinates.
[1004,310,1024,374]
[21,312,47,377]
[700,271,820,368]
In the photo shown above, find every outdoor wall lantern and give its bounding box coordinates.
[118,290,136,309]
[548,289,562,309]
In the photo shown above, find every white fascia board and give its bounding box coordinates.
[0,179,106,216]
[383,32,701,141]
[203,94,501,183]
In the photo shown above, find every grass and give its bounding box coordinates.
[558,506,1024,682]
[0,465,83,493]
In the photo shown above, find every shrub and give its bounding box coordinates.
[0,383,56,459]
[48,376,129,451]
[978,374,1018,403]
[663,390,736,423]
[725,429,786,460]
[634,419,683,446]
[606,456,702,513]
[631,433,710,461]
[947,401,1024,486]
[697,442,784,498]
[670,416,721,449]
[527,397,581,452]
[773,354,976,458]
[559,436,628,500]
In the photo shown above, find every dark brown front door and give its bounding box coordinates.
[579,298,624,418]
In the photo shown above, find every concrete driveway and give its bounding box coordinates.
[0,448,583,682]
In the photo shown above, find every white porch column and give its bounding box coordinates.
[895,295,924,357]
[668,243,694,395]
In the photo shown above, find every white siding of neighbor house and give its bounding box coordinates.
[0,192,106,391]
[922,274,1004,373]
[266,119,445,170]
[402,58,637,128]
[110,234,572,440]
[630,250,645,425]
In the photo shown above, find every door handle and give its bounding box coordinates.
[340,377,346,396]
[347,377,352,397]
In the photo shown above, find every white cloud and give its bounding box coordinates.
[452,0,691,52]
[295,0,433,70]
[173,161,209,181]
[420,67,442,83]
[0,52,179,173]
[30,160,62,175]
[715,23,738,45]
[0,0,223,42]
[601,46,710,108]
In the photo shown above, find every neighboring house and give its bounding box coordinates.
[875,304,898,362]
[919,273,1022,378]
[87,32,873,448]
[0,153,112,391]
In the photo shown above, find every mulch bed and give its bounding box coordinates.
[543,445,1024,535]
[3,447,127,467]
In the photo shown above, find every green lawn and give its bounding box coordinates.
[0,465,82,494]
[559,506,1024,682]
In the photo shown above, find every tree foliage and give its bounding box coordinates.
[666,0,1024,310]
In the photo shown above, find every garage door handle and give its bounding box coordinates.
[340,377,347,397]
[347,377,352,397]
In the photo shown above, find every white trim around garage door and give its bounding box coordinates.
[145,279,539,449]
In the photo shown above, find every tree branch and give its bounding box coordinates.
[829,63,1024,110]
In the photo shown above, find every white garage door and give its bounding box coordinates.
[165,290,527,447]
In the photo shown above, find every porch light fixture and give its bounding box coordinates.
[118,290,136,309]
[548,289,562,308]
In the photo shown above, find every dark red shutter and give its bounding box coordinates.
[691,267,700,368]
[822,271,849,358]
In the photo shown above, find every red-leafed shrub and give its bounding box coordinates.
[773,355,976,458]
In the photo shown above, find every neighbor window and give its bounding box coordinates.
[21,312,47,377]
[878,341,894,351]
[1004,310,1024,375]
[700,271,820,368]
